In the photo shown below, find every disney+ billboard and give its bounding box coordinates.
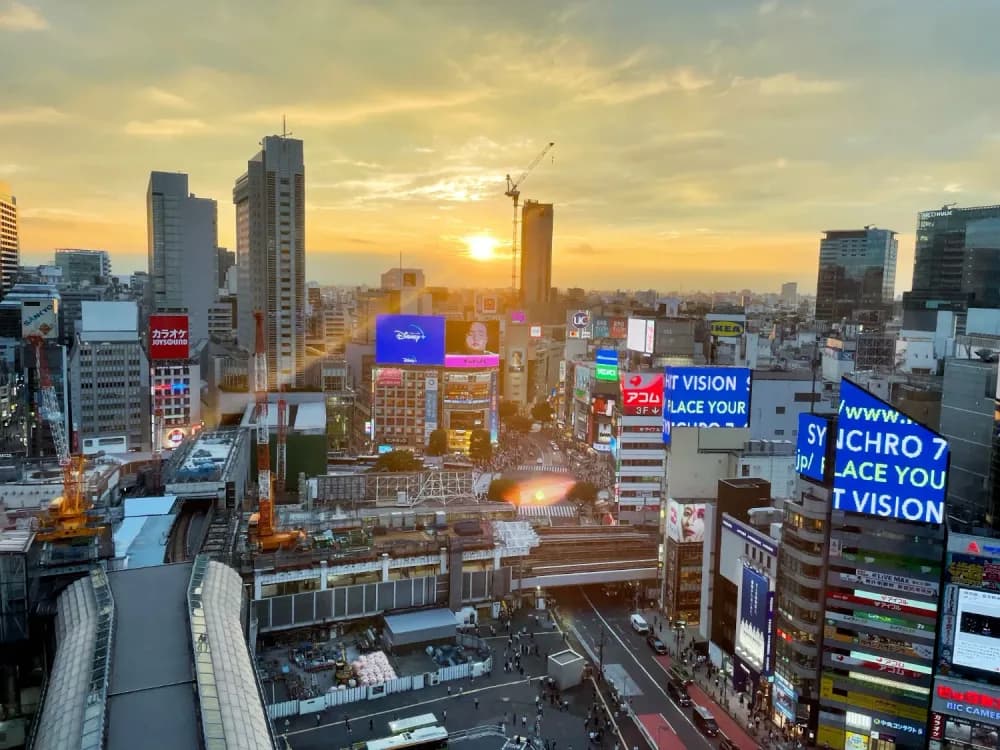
[375,314,445,366]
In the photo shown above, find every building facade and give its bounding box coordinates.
[520,201,553,308]
[0,182,19,295]
[815,227,897,323]
[151,361,202,450]
[147,172,218,348]
[53,249,111,286]
[234,135,306,388]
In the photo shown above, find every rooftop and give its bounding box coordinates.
[113,496,178,569]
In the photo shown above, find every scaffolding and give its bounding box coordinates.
[314,470,478,507]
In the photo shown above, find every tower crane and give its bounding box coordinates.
[27,335,101,542]
[505,141,555,294]
[248,311,304,552]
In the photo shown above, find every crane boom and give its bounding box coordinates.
[504,141,554,293]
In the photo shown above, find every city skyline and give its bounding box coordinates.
[5,1,1000,292]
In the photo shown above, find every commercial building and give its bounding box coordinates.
[234,135,306,388]
[815,227,897,323]
[380,267,428,315]
[216,246,234,292]
[781,282,798,308]
[520,201,553,308]
[440,369,497,452]
[616,371,666,524]
[749,369,823,442]
[147,171,218,349]
[0,181,19,294]
[905,204,1000,330]
[54,249,111,286]
[69,301,151,453]
[151,360,202,450]
[370,366,438,452]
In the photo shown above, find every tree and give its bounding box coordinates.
[498,400,519,420]
[370,450,422,473]
[506,415,534,433]
[469,429,493,462]
[530,401,554,423]
[487,477,518,502]
[566,481,599,515]
[426,429,448,456]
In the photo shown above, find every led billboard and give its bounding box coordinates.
[796,413,829,481]
[149,314,190,360]
[620,372,664,416]
[662,366,751,444]
[595,349,618,382]
[626,318,653,354]
[444,320,500,368]
[952,588,1000,675]
[508,348,525,373]
[375,314,445,366]
[736,564,773,673]
[593,317,628,340]
[833,377,949,525]
[666,499,706,543]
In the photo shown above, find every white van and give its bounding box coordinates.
[629,613,650,634]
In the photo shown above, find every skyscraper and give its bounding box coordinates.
[234,135,305,389]
[904,204,1000,329]
[519,200,553,308]
[54,248,112,285]
[814,227,897,323]
[0,182,19,295]
[147,172,218,347]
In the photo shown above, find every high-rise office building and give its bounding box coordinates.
[520,200,553,308]
[815,227,897,323]
[216,247,235,293]
[780,281,798,307]
[147,172,218,348]
[54,249,111,285]
[233,135,305,388]
[904,204,1000,329]
[0,182,19,295]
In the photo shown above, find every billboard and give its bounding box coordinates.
[620,372,664,416]
[952,588,1000,675]
[708,320,746,338]
[666,499,706,543]
[375,368,403,387]
[796,413,829,481]
[478,294,498,315]
[833,377,949,525]
[736,564,773,673]
[662,366,751,444]
[529,325,542,338]
[149,313,190,360]
[595,349,618,382]
[626,318,653,354]
[609,317,628,340]
[375,314,445,366]
[567,309,593,339]
[424,374,438,441]
[508,348,525,373]
[21,299,58,340]
[445,320,500,368]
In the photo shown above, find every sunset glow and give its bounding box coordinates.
[463,233,501,262]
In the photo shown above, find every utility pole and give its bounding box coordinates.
[598,626,606,675]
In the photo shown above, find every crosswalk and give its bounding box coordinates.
[515,464,571,473]
[517,503,577,518]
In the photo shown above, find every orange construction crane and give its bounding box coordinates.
[504,141,554,293]
[27,335,101,542]
[248,311,304,552]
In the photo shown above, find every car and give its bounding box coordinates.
[692,705,719,737]
[645,634,667,654]
[629,613,649,634]
[666,679,691,707]
[536,457,544,465]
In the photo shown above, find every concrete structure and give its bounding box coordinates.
[815,227,897,323]
[780,282,798,308]
[234,135,306,388]
[749,369,823,442]
[380,267,428,314]
[216,246,234,293]
[0,182,18,294]
[370,366,439,452]
[69,301,151,453]
[147,172,218,348]
[163,428,250,511]
[616,405,666,525]
[54,249,111,285]
[665,426,751,499]
[150,361,202,451]
[520,201,553,308]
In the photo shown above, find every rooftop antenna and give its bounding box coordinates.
[282,115,292,138]
[942,202,957,210]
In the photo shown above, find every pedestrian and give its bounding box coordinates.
[475,697,480,710]
[522,715,527,727]
[369,718,374,732]
[284,719,290,732]
[315,714,321,726]
[344,715,351,734]
[447,685,452,696]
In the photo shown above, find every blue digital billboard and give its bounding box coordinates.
[736,564,772,674]
[796,413,829,481]
[662,366,751,444]
[375,315,445,366]
[833,378,949,525]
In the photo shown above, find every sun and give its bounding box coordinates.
[463,233,501,261]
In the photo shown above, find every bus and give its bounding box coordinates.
[364,726,448,750]
[387,714,438,735]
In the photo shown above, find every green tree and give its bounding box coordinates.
[487,477,518,502]
[370,450,422,473]
[469,429,492,462]
[498,400,519,420]
[426,429,448,456]
[566,481,599,515]
[530,401,554,423]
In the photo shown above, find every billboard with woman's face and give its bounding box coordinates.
[445,320,500,368]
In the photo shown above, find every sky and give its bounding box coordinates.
[4,0,1000,294]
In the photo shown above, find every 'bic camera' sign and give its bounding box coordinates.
[833,378,949,525]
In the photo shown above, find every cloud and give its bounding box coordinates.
[0,106,65,124]
[577,67,712,104]
[123,118,208,137]
[141,86,191,109]
[0,164,23,176]
[758,0,779,14]
[755,73,845,96]
[0,2,47,31]
[240,90,489,127]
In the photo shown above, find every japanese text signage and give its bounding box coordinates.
[620,372,664,416]
[149,314,190,360]
[933,677,1000,722]
[595,349,619,382]
[375,314,445,366]
[833,378,950,525]
[662,366,751,444]
[796,413,829,481]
